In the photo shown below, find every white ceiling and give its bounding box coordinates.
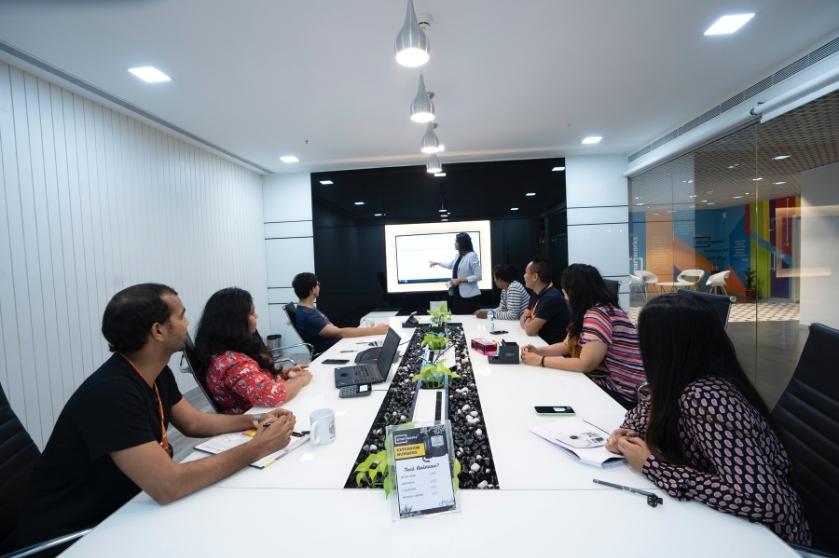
[1,0,837,174]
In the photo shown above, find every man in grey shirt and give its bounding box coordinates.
[475,264,531,320]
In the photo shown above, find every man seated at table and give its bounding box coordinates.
[12,283,296,551]
[292,272,388,354]
[474,263,530,320]
[519,257,570,344]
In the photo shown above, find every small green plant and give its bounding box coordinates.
[354,450,394,494]
[411,360,460,388]
[421,331,448,351]
[744,268,757,290]
[429,303,451,327]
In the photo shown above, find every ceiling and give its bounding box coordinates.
[1,0,838,174]
[629,89,839,212]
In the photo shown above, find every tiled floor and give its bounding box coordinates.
[628,299,800,323]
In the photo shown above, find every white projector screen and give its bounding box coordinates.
[385,220,493,293]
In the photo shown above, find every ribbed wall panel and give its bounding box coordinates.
[0,60,268,448]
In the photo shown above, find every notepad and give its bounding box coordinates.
[530,418,626,468]
[195,431,310,469]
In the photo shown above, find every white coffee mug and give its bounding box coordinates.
[309,408,336,446]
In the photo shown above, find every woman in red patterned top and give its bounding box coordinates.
[521,264,646,408]
[606,293,810,545]
[194,288,312,414]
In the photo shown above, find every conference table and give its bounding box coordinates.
[61,316,795,557]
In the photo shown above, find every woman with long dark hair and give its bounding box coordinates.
[194,287,312,414]
[606,292,809,544]
[429,232,482,314]
[521,263,645,408]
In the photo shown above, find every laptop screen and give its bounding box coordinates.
[376,328,401,379]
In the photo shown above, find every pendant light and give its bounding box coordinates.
[421,123,440,154]
[394,0,430,68]
[426,154,442,174]
[410,74,435,123]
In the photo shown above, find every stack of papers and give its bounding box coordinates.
[195,430,309,469]
[530,418,626,468]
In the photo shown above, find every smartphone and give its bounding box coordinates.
[534,405,575,416]
[322,359,350,365]
[489,330,509,335]
[339,384,372,398]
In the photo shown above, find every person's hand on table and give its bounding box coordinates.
[520,350,543,367]
[521,344,540,355]
[280,364,308,380]
[257,407,293,424]
[617,435,652,471]
[474,309,488,319]
[252,411,295,454]
[288,370,313,387]
[605,428,638,454]
[520,308,533,321]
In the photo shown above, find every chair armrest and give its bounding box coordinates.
[788,543,839,558]
[274,357,298,367]
[271,342,314,359]
[1,528,93,558]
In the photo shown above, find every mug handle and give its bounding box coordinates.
[310,420,321,445]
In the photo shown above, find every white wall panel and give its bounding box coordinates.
[268,287,296,304]
[0,60,267,448]
[565,155,628,208]
[800,162,839,328]
[567,206,627,226]
[265,221,313,238]
[567,223,629,277]
[263,173,312,222]
[266,237,315,287]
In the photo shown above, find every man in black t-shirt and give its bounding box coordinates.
[13,283,297,550]
[520,258,570,344]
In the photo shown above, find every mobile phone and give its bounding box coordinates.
[534,405,575,416]
[339,384,372,398]
[322,359,350,365]
[489,330,508,335]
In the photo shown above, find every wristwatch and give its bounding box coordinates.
[540,355,546,368]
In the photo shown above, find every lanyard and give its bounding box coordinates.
[121,354,171,456]
[530,283,553,316]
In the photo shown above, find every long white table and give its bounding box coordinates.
[61,316,796,557]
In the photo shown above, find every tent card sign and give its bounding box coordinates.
[388,422,458,518]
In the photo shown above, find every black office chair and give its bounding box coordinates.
[603,279,620,301]
[282,303,319,360]
[179,333,221,413]
[677,289,735,328]
[284,302,297,327]
[772,323,839,555]
[0,382,91,557]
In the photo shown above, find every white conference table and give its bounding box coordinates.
[61,316,795,557]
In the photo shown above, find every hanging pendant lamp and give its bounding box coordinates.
[421,123,440,154]
[410,74,435,123]
[394,0,430,68]
[426,154,442,174]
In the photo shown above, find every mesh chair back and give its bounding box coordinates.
[603,279,620,301]
[677,289,734,328]
[772,323,839,553]
[284,302,297,327]
[182,333,220,413]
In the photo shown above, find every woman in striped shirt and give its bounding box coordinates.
[521,263,646,408]
[475,264,530,320]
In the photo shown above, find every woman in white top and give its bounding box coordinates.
[475,264,530,320]
[429,232,482,314]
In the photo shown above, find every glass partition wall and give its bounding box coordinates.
[628,89,839,408]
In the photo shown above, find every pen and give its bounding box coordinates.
[592,478,664,507]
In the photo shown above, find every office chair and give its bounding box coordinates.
[705,270,730,295]
[632,270,658,295]
[0,382,92,557]
[603,279,620,301]
[282,303,320,360]
[180,333,221,413]
[772,323,839,555]
[677,289,735,328]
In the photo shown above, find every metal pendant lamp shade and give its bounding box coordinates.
[394,0,430,68]
[421,123,440,154]
[410,74,435,123]
[426,154,442,174]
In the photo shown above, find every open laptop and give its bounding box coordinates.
[354,327,400,364]
[334,327,401,388]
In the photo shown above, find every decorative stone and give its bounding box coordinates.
[369,444,377,452]
[470,410,478,417]
[477,480,489,489]
[475,429,483,437]
[461,404,470,412]
[470,463,480,473]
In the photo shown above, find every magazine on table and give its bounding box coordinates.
[530,417,626,468]
[195,429,309,469]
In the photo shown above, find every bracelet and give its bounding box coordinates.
[540,355,546,368]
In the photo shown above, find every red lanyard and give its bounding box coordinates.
[121,355,171,456]
[530,282,553,316]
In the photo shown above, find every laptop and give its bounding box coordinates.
[354,327,399,364]
[334,327,401,388]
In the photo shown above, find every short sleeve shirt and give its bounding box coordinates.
[531,286,570,344]
[295,305,337,354]
[14,354,182,546]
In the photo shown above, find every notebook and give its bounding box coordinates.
[195,430,310,469]
[530,418,626,468]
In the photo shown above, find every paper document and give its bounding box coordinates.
[530,418,626,468]
[195,430,309,469]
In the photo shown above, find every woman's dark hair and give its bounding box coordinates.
[193,288,272,383]
[292,272,318,299]
[493,263,517,284]
[455,232,474,254]
[560,264,618,341]
[638,292,776,464]
[102,283,178,353]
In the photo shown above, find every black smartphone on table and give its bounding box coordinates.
[534,405,575,416]
[322,358,350,365]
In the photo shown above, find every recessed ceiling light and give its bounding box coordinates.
[682,179,694,184]
[634,202,645,206]
[704,13,755,36]
[551,166,566,172]
[752,177,763,181]
[727,163,739,169]
[354,201,365,206]
[441,218,448,222]
[510,207,519,211]
[374,213,384,217]
[581,136,602,145]
[701,199,708,203]
[634,196,641,200]
[706,201,716,205]
[434,172,446,177]
[689,194,697,198]
[772,154,791,160]
[438,208,447,213]
[733,195,743,199]
[319,180,334,185]
[526,192,536,197]
[128,66,171,83]
[705,190,714,194]
[280,155,299,163]
[745,192,750,195]
[773,181,786,185]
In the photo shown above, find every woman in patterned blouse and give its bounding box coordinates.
[607,292,810,545]
[521,263,646,408]
[194,288,312,414]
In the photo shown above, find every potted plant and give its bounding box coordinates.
[743,268,757,302]
[411,360,460,389]
[428,303,452,331]
[421,331,448,361]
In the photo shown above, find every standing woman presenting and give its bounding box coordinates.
[429,232,482,314]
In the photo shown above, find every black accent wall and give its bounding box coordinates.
[311,158,567,326]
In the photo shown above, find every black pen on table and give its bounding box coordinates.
[593,478,664,507]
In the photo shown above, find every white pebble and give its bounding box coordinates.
[462,404,470,411]
[369,445,377,452]
[477,480,489,489]
[475,429,483,437]
[470,410,478,417]
[475,455,482,461]
[470,463,480,473]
